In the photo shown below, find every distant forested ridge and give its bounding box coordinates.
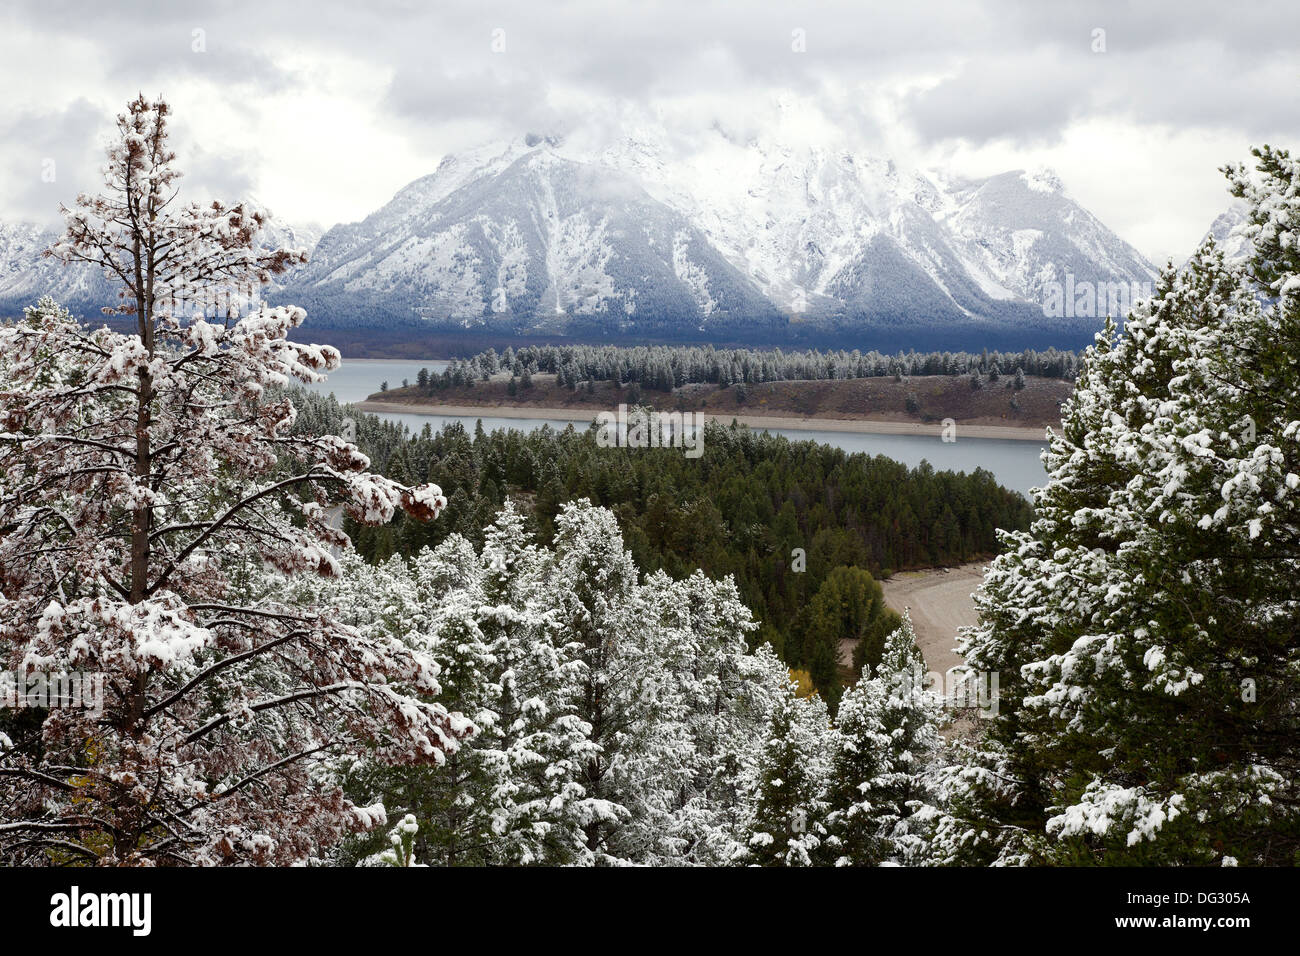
[410,343,1080,394]
[292,389,1031,702]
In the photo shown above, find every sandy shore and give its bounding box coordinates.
[355,401,1053,442]
[878,562,989,673]
[836,562,988,673]
[357,401,597,423]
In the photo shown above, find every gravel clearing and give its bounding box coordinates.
[878,562,989,674]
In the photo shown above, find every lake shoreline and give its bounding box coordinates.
[354,400,1054,442]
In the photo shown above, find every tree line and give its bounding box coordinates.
[409,343,1080,394]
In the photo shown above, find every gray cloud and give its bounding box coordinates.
[901,1,1300,146]
[384,63,556,130]
[183,141,259,207]
[9,0,1297,149]
[0,0,1297,262]
[905,48,1097,146]
[0,100,112,224]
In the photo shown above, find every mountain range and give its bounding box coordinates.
[0,217,321,320]
[0,126,1208,350]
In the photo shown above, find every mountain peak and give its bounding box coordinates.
[1020,168,1066,195]
[1189,199,1253,266]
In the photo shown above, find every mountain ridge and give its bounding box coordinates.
[0,130,1179,349]
[271,131,1162,348]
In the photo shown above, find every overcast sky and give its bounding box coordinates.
[2,0,1297,264]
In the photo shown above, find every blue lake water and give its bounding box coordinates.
[303,359,450,405]
[304,359,1049,496]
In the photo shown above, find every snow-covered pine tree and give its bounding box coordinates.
[545,501,653,861]
[938,146,1300,865]
[867,612,946,863]
[745,679,832,866]
[824,611,944,866]
[322,499,786,866]
[0,97,470,865]
[823,667,892,866]
[690,641,795,864]
[360,814,423,867]
[471,503,602,864]
[607,567,780,864]
[320,539,501,866]
[318,507,601,866]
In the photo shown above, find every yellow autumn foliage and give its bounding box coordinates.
[788,669,817,699]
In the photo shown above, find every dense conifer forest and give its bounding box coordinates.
[291,389,1031,702]
[408,343,1080,395]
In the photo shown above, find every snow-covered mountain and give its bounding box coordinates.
[283,127,1158,346]
[592,128,1155,323]
[1193,200,1254,264]
[935,168,1158,313]
[287,140,782,339]
[0,216,321,318]
[2,123,1158,348]
[0,220,110,311]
